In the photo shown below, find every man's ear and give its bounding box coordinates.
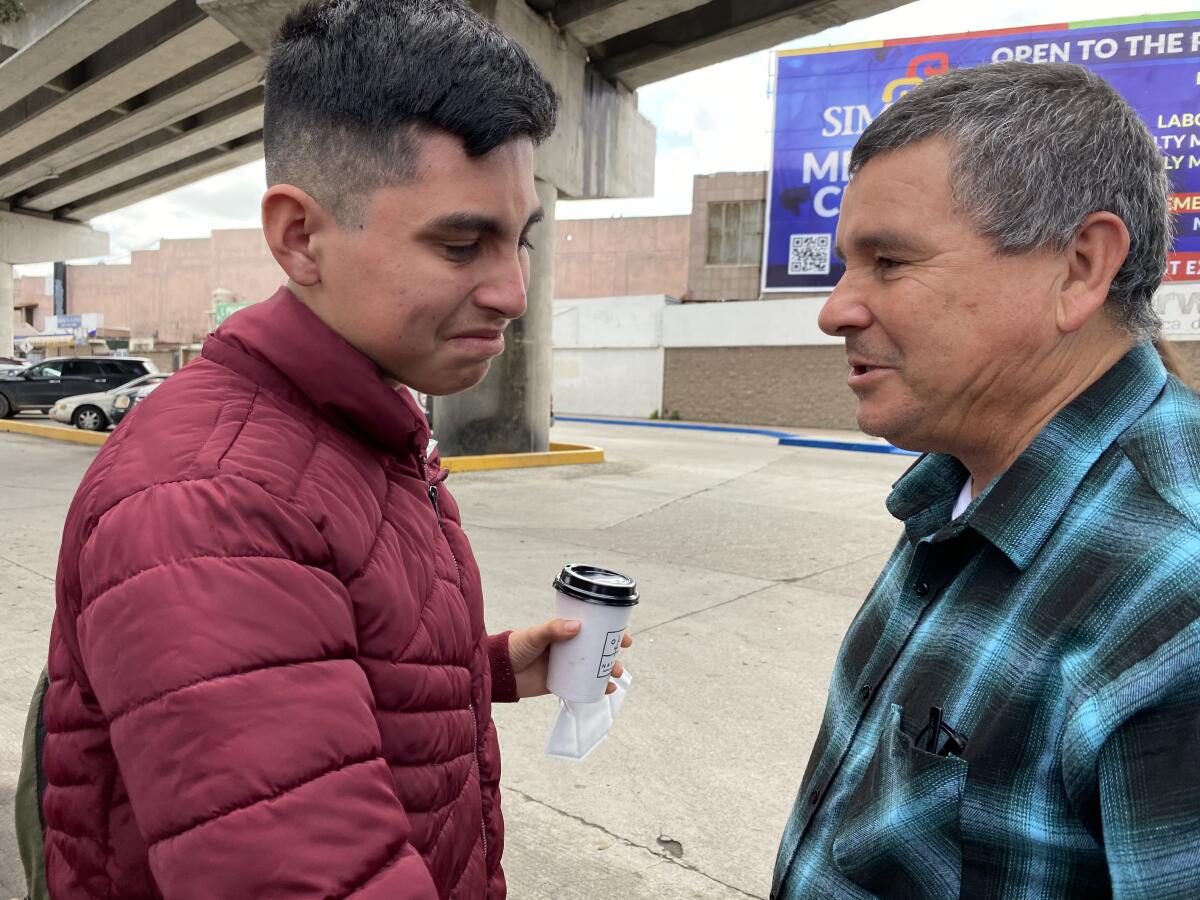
[261,184,331,287]
[1056,211,1130,334]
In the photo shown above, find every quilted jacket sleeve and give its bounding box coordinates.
[72,475,437,899]
[488,632,519,703]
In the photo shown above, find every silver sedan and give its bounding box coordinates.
[50,373,168,431]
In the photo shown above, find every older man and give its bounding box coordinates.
[773,62,1200,898]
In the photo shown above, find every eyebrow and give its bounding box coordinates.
[834,230,928,262]
[423,208,545,236]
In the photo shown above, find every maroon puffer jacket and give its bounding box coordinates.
[41,287,516,898]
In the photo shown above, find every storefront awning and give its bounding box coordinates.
[18,333,75,349]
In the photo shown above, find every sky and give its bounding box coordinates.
[16,0,1200,277]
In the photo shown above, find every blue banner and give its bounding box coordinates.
[764,16,1200,291]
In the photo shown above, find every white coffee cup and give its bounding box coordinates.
[546,564,639,703]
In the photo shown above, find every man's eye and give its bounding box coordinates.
[877,257,900,270]
[519,236,535,252]
[444,244,478,262]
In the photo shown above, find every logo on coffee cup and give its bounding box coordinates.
[597,629,624,678]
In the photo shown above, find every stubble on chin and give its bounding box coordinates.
[855,394,919,447]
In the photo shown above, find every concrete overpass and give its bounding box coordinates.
[0,0,905,451]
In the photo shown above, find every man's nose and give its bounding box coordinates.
[475,251,529,320]
[818,273,873,336]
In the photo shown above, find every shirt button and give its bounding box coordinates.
[914,581,930,596]
[859,684,872,701]
[808,789,820,805]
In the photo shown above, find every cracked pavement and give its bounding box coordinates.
[0,421,910,898]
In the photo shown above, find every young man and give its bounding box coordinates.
[22,1,626,896]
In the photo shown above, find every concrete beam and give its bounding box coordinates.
[596,0,907,88]
[0,0,179,111]
[0,49,262,200]
[0,209,109,264]
[65,133,263,220]
[197,0,306,56]
[203,0,655,200]
[22,88,263,211]
[556,0,708,47]
[0,15,241,166]
[480,0,655,199]
[0,0,85,49]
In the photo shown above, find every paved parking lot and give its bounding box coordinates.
[0,421,911,899]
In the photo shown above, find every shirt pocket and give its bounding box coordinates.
[831,703,967,900]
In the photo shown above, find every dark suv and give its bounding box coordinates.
[0,356,158,418]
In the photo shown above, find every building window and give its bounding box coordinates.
[706,200,764,266]
[22,306,35,326]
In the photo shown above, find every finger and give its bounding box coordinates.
[620,632,633,648]
[530,619,580,648]
[611,661,624,679]
[508,619,581,671]
[605,681,616,694]
[545,617,582,642]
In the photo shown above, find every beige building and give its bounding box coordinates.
[13,229,281,348]
[556,215,689,300]
[688,171,768,302]
[558,170,776,304]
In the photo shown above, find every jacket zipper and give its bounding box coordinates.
[422,453,489,866]
[468,704,488,861]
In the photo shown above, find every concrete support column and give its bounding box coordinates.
[0,262,13,359]
[435,177,557,455]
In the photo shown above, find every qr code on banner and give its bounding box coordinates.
[788,233,831,276]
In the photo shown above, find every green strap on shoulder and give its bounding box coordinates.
[16,665,50,900]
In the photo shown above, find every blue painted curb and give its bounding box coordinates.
[777,436,919,457]
[556,415,795,439]
[555,415,921,457]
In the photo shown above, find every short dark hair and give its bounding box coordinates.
[264,0,558,224]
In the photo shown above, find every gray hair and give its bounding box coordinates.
[851,62,1172,340]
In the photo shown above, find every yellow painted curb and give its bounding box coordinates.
[441,441,605,472]
[0,420,605,471]
[0,419,108,445]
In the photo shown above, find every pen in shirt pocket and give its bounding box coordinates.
[917,705,968,757]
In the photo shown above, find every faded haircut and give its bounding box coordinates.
[263,0,558,226]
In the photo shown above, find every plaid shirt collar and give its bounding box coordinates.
[886,341,1166,570]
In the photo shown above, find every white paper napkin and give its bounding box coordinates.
[544,671,632,762]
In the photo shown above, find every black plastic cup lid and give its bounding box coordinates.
[553,564,639,606]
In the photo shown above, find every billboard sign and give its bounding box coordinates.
[764,14,1200,292]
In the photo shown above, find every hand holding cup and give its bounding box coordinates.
[508,619,632,699]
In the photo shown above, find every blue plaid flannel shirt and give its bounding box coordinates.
[773,343,1200,899]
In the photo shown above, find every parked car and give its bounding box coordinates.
[0,356,158,419]
[110,379,162,426]
[0,356,27,376]
[50,373,169,431]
